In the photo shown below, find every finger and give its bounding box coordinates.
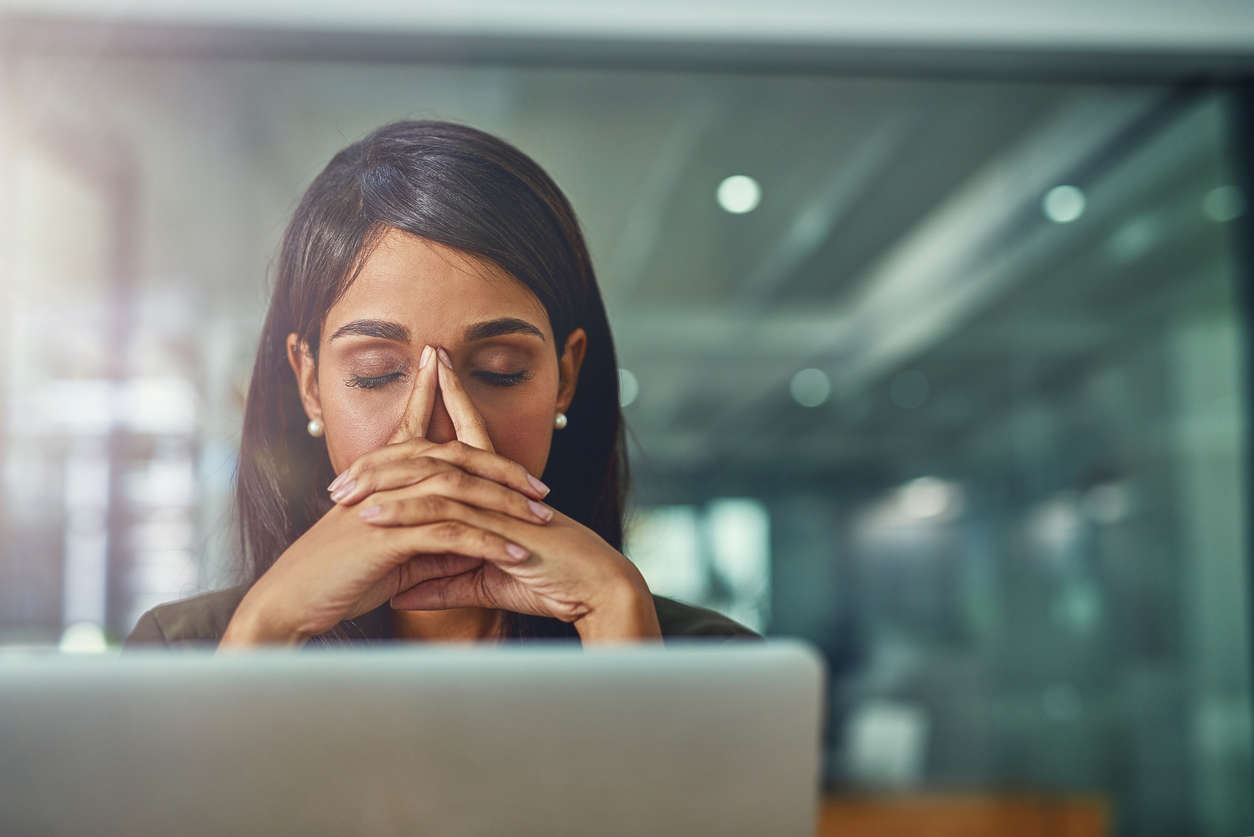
[390,568,488,611]
[360,491,539,542]
[435,348,494,452]
[387,344,439,445]
[392,552,484,598]
[330,456,451,506]
[331,438,550,502]
[365,496,531,565]
[337,463,554,524]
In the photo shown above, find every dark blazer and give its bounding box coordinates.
[126,585,764,647]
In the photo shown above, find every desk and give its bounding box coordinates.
[818,794,1109,837]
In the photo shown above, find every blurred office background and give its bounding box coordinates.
[1,2,1252,835]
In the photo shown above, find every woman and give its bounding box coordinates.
[127,120,759,647]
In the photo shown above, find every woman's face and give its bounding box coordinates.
[287,227,586,478]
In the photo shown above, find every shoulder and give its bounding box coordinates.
[650,594,764,641]
[124,586,763,646]
[125,584,251,648]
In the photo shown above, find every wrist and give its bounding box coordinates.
[218,586,310,650]
[575,565,662,644]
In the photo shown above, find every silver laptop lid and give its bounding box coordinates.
[2,639,825,837]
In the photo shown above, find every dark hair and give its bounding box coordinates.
[234,120,628,642]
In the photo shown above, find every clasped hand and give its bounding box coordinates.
[225,343,656,646]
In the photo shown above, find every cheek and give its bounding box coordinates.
[479,388,556,477]
[318,381,400,475]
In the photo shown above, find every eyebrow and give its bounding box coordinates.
[463,317,545,343]
[329,319,411,342]
[329,317,545,344]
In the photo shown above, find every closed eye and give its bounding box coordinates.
[345,372,406,390]
[474,370,532,387]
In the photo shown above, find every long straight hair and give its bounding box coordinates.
[234,120,628,642]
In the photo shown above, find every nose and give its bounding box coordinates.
[421,389,458,445]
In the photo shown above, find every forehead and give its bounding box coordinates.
[325,227,550,343]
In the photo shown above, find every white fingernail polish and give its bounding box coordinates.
[419,345,433,368]
[526,474,550,497]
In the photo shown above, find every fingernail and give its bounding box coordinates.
[505,542,528,560]
[526,474,550,497]
[330,478,356,502]
[527,500,554,522]
[419,345,433,369]
[437,347,452,369]
[328,471,348,492]
[359,505,382,520]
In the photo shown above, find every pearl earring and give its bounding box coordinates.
[554,412,567,430]
[307,417,324,438]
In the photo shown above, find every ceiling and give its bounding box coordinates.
[4,35,1244,496]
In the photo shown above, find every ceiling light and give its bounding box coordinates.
[1042,185,1085,223]
[717,175,761,214]
[789,368,830,407]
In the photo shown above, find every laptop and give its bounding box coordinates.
[0,639,826,836]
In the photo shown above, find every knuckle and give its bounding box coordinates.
[406,437,432,453]
[426,467,456,487]
[442,439,471,460]
[475,572,498,609]
[418,494,448,519]
[386,494,420,519]
[511,464,532,489]
[394,497,428,520]
[394,563,418,597]
[481,529,503,553]
[414,456,445,478]
[423,469,452,491]
[432,520,465,542]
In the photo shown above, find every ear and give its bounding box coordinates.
[286,332,323,423]
[555,327,588,415]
